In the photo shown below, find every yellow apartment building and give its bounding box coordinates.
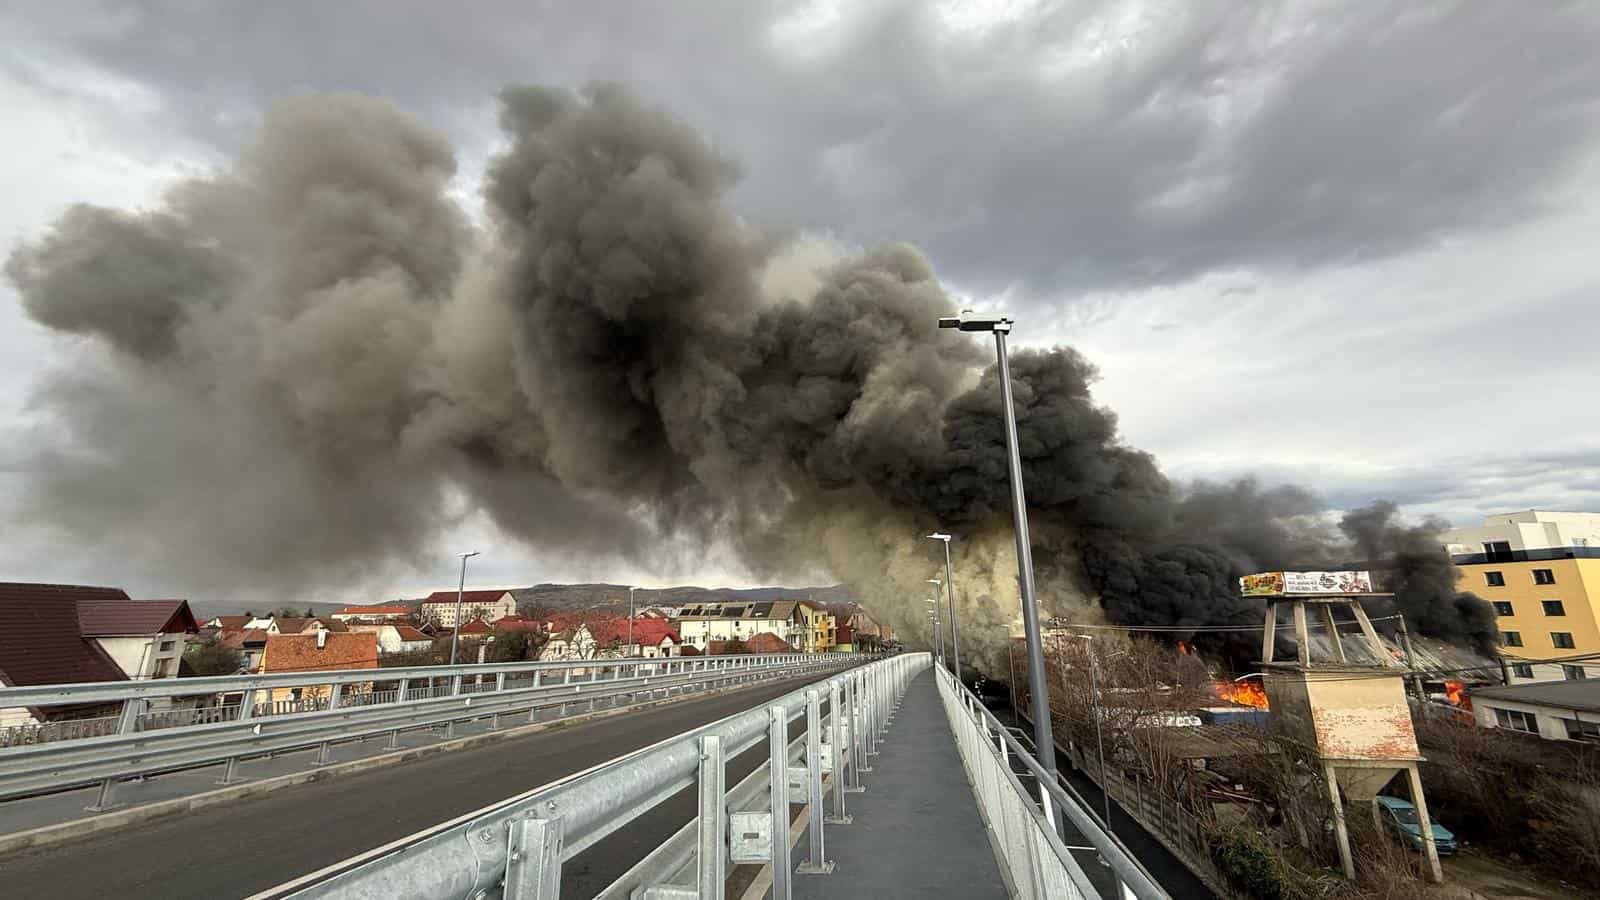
[1442,511,1600,684]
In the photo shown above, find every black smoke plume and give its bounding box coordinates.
[6,84,1493,669]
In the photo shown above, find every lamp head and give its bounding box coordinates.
[937,310,1012,333]
[927,532,951,542]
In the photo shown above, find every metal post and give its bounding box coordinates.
[449,550,479,665]
[847,675,868,781]
[767,705,793,900]
[992,325,1056,783]
[932,535,962,678]
[827,680,850,824]
[697,735,726,900]
[798,688,833,873]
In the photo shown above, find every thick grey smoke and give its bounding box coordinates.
[8,84,1491,668]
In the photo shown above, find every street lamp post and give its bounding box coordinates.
[1076,634,1113,831]
[923,597,942,667]
[449,551,481,665]
[927,533,960,678]
[939,311,1057,782]
[628,586,637,657]
[926,578,950,675]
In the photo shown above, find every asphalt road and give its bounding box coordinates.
[0,673,835,900]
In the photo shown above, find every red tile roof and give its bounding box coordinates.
[744,633,795,654]
[629,618,680,646]
[0,583,129,689]
[391,626,431,642]
[219,628,270,649]
[421,590,510,606]
[76,598,198,636]
[334,604,413,616]
[261,633,378,674]
[454,619,493,636]
[491,617,543,633]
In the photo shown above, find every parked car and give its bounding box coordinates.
[1375,796,1457,855]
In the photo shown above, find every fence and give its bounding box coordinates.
[935,666,1168,900]
[0,652,855,810]
[250,652,926,900]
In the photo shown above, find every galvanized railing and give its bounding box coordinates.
[0,653,854,810]
[251,652,927,900]
[935,665,1168,900]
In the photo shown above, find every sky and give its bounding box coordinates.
[3,0,1599,602]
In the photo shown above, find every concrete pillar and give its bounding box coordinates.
[1405,764,1444,883]
[1323,763,1355,880]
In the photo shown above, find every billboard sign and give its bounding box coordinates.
[1240,570,1373,596]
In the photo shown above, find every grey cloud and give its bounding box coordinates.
[6,2,1598,304]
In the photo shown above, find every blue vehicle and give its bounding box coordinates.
[1375,796,1457,855]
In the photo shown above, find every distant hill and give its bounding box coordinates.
[188,583,853,623]
[512,583,854,614]
[188,599,351,621]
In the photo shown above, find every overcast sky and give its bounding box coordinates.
[3,1,1599,601]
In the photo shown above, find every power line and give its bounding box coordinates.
[1049,615,1402,634]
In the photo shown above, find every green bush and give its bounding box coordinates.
[1209,829,1313,900]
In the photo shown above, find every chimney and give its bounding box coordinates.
[317,629,328,650]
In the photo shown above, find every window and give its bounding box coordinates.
[1483,541,1514,562]
[1485,571,1505,587]
[1534,568,1556,585]
[1493,601,1515,616]
[1564,665,1588,681]
[1512,663,1534,678]
[1543,600,1566,616]
[1565,719,1600,742]
[159,640,175,651]
[1495,708,1538,733]
[1501,631,1523,647]
[1552,632,1576,649]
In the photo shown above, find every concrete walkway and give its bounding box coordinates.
[793,668,1007,900]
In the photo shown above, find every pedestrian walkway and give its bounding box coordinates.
[793,668,1007,900]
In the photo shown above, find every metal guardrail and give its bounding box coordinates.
[252,652,926,900]
[0,653,856,810]
[935,665,1168,900]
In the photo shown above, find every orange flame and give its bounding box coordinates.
[1177,640,1192,655]
[1214,679,1270,709]
[1444,680,1465,706]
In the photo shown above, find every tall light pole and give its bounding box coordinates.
[939,310,1056,781]
[449,550,481,665]
[923,597,942,667]
[1076,634,1113,830]
[927,533,961,678]
[628,586,637,657]
[926,578,949,674]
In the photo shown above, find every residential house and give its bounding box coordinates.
[265,617,346,636]
[331,604,415,624]
[0,583,133,727]
[419,590,517,627]
[828,604,890,652]
[490,616,544,634]
[347,624,433,656]
[794,601,835,653]
[259,631,379,707]
[219,628,270,672]
[587,618,680,658]
[675,601,806,653]
[453,618,493,639]
[742,633,795,654]
[1471,680,1600,742]
[542,622,600,661]
[202,615,254,630]
[73,595,199,679]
